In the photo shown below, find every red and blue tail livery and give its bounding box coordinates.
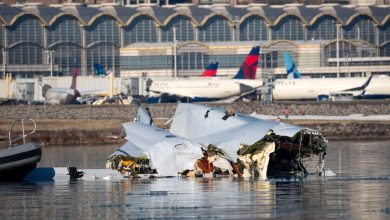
[201,62,219,77]
[233,46,260,80]
[71,67,78,90]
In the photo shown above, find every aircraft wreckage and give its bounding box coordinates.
[106,102,328,179]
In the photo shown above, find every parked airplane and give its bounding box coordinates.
[201,62,218,77]
[273,55,390,101]
[146,46,263,103]
[42,68,81,105]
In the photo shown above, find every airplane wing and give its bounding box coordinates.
[235,79,263,93]
[234,79,263,88]
[342,74,373,92]
[234,81,256,92]
[324,75,374,100]
[115,122,203,176]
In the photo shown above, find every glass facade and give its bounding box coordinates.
[240,16,268,41]
[1,6,389,78]
[8,42,42,65]
[272,16,305,41]
[52,43,82,76]
[259,51,279,69]
[87,44,120,76]
[177,52,208,70]
[343,15,376,45]
[47,15,82,76]
[121,55,172,70]
[124,15,158,45]
[121,53,252,70]
[199,16,232,42]
[84,16,120,76]
[379,21,390,45]
[307,15,338,40]
[85,16,120,47]
[380,43,390,56]
[6,15,44,76]
[161,16,195,42]
[7,15,43,46]
[324,41,358,66]
[209,54,246,68]
[47,15,82,47]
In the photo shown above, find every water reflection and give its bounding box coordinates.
[39,145,118,168]
[0,140,389,219]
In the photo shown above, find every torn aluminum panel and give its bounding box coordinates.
[169,103,327,177]
[170,104,326,155]
[114,122,203,177]
[111,102,327,179]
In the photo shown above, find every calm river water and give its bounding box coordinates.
[1,140,389,219]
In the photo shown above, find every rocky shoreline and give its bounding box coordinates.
[1,100,389,146]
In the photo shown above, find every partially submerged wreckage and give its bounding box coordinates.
[107,102,327,179]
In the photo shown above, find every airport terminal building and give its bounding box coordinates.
[0,1,390,80]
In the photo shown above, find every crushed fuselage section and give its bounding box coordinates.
[108,103,327,179]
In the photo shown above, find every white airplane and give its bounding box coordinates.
[273,54,390,101]
[42,68,112,105]
[273,74,390,101]
[146,46,263,103]
[42,68,81,105]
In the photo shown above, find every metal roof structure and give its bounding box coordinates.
[99,6,138,25]
[0,3,22,24]
[0,3,389,27]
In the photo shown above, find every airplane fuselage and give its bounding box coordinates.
[273,76,390,100]
[147,78,263,102]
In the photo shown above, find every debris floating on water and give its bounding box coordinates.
[107,101,328,180]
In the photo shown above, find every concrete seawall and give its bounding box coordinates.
[1,101,389,146]
[1,101,390,119]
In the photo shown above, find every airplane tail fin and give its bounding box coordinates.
[201,62,219,77]
[233,46,260,80]
[70,67,78,90]
[42,84,52,98]
[284,52,301,79]
[145,78,153,93]
[131,98,153,125]
[94,63,106,76]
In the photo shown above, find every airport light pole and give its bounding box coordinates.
[2,48,6,79]
[232,16,240,42]
[48,50,54,77]
[173,26,178,78]
[336,24,340,78]
[357,26,360,57]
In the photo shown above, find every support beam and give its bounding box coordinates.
[173,26,177,78]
